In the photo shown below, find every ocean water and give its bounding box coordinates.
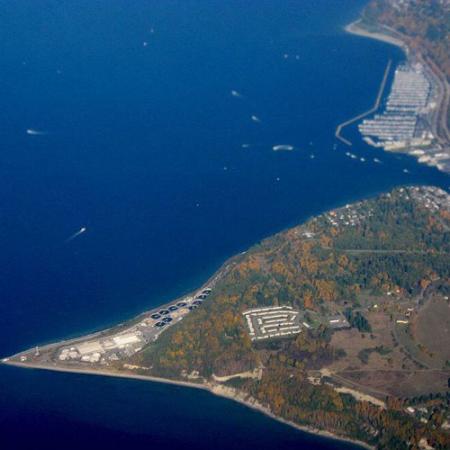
[0,1,448,449]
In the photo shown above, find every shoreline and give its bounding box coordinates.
[345,19,450,174]
[2,359,373,449]
[3,254,239,361]
[2,18,420,450]
[345,19,406,53]
[3,185,426,450]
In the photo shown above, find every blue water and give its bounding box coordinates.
[0,1,448,449]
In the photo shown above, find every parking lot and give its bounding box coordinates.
[242,306,302,341]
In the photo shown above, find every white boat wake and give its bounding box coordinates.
[272,145,294,152]
[26,129,47,136]
[65,227,87,243]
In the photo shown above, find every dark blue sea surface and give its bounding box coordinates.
[0,1,448,449]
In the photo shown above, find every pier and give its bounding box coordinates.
[335,60,392,146]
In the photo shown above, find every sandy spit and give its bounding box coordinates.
[345,19,406,53]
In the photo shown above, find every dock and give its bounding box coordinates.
[335,60,392,146]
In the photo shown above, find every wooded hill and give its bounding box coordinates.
[128,186,450,449]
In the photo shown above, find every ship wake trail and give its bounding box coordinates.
[65,227,87,243]
[26,129,48,136]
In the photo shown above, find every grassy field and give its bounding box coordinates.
[415,296,450,367]
[325,300,450,398]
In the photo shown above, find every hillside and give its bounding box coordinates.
[129,186,450,449]
[7,185,450,448]
[364,1,449,80]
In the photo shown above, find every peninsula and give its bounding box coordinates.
[4,185,450,449]
[4,2,450,448]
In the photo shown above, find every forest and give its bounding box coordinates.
[364,0,450,81]
[127,186,450,448]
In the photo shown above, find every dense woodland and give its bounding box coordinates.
[364,0,450,80]
[129,187,450,448]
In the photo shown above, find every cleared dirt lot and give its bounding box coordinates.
[325,308,450,398]
[338,369,450,398]
[328,311,414,372]
[414,296,450,366]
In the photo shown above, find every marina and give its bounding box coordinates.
[358,63,432,144]
[356,62,450,173]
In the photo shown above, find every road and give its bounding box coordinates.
[323,247,449,256]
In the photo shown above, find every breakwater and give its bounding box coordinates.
[335,59,392,146]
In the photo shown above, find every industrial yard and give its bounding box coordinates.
[6,286,214,368]
[57,287,213,365]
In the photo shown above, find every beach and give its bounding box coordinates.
[3,359,373,450]
[3,1,448,448]
[345,19,406,52]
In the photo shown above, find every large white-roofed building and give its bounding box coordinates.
[76,341,104,356]
[112,333,141,347]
